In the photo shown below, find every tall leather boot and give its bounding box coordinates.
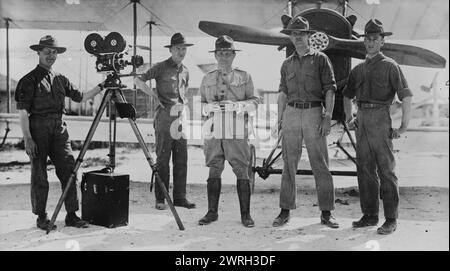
[198,178,221,225]
[237,179,255,228]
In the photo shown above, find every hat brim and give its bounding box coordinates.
[359,31,393,37]
[208,49,241,53]
[280,29,316,35]
[30,45,66,54]
[164,43,194,48]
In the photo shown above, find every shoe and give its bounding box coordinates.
[65,213,89,228]
[198,210,218,225]
[241,214,255,228]
[155,200,167,210]
[377,219,397,235]
[36,213,56,231]
[272,209,290,227]
[352,214,379,228]
[321,213,339,229]
[173,199,196,209]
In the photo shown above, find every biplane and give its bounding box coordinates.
[197,0,447,191]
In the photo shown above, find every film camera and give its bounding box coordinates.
[84,32,142,119]
[84,32,143,73]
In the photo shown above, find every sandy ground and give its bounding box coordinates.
[0,131,448,251]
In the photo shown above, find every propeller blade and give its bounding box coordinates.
[382,43,447,69]
[323,35,447,68]
[199,21,290,46]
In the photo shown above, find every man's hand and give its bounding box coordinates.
[24,137,38,159]
[136,63,150,74]
[203,103,221,115]
[346,116,358,130]
[218,100,236,111]
[319,115,332,137]
[156,99,165,109]
[390,126,407,139]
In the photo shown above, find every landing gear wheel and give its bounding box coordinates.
[248,144,256,194]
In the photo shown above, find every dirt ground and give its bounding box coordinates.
[0,131,448,251]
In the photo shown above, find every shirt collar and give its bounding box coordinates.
[365,52,384,63]
[166,57,184,69]
[36,64,52,73]
[292,48,315,59]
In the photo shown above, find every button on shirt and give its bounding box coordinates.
[15,65,83,116]
[138,57,189,108]
[279,49,336,103]
[343,53,412,104]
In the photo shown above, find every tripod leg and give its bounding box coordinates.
[126,117,185,230]
[343,121,357,150]
[46,91,112,234]
[114,90,185,230]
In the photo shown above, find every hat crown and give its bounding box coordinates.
[365,19,385,35]
[39,35,59,47]
[215,35,235,51]
[170,33,187,46]
[285,16,310,31]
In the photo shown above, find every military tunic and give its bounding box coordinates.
[199,68,259,179]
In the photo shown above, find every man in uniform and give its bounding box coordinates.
[134,33,196,210]
[15,35,105,230]
[198,35,259,227]
[274,16,339,228]
[343,19,412,235]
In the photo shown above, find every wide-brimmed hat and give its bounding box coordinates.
[280,16,316,35]
[209,35,241,53]
[359,19,393,37]
[29,35,66,53]
[164,33,193,48]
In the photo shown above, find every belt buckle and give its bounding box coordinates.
[294,102,309,109]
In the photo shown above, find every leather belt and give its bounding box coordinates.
[30,113,63,119]
[287,101,322,109]
[357,101,389,109]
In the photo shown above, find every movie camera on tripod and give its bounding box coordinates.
[46,32,186,233]
[84,31,144,74]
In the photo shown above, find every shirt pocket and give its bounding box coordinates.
[162,74,177,86]
[229,80,246,100]
[33,82,52,110]
[370,70,388,89]
[53,77,67,100]
[303,70,321,93]
[286,72,297,95]
[204,81,219,102]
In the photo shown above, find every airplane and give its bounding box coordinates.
[197,0,447,190]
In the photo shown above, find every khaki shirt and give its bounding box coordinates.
[200,68,259,139]
[15,65,83,116]
[343,53,412,104]
[279,50,336,103]
[138,57,189,109]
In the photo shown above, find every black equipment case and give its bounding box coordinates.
[81,171,130,228]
